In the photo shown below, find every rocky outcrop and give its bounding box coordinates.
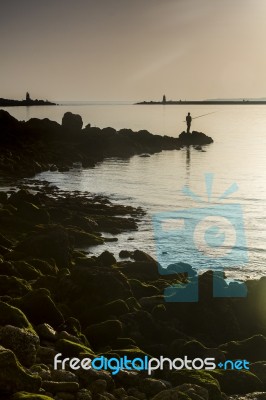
[178,130,213,145]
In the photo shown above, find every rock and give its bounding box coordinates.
[0,275,31,297]
[250,362,266,390]
[219,335,266,362]
[97,251,117,266]
[29,364,51,380]
[62,112,83,131]
[55,339,95,358]
[0,232,13,247]
[12,392,54,400]
[36,323,57,342]
[178,131,213,146]
[36,346,58,364]
[13,288,64,328]
[29,259,58,276]
[42,381,79,393]
[87,299,129,323]
[17,202,50,224]
[0,345,41,394]
[175,384,209,400]
[0,325,39,367]
[119,261,160,281]
[0,301,32,329]
[13,261,41,280]
[89,379,107,394]
[85,320,123,348]
[15,225,71,269]
[142,378,167,396]
[165,370,221,400]
[51,369,79,383]
[119,250,131,258]
[129,279,160,299]
[211,369,263,395]
[76,389,92,400]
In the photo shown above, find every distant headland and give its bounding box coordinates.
[0,92,56,107]
[136,95,266,105]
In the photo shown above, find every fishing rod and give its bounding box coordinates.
[182,111,217,122]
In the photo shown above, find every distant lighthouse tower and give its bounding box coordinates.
[162,94,166,104]
[26,92,31,102]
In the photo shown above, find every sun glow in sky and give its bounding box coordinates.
[1,0,266,101]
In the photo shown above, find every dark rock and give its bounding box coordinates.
[219,335,266,362]
[55,339,94,358]
[42,381,79,393]
[0,325,39,367]
[62,112,83,131]
[0,275,31,297]
[12,392,54,400]
[0,301,32,329]
[211,369,263,395]
[178,131,213,145]
[15,225,71,269]
[17,202,50,224]
[97,251,116,266]
[12,288,64,328]
[0,345,41,394]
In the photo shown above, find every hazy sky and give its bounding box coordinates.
[1,0,266,101]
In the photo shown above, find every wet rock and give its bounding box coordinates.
[51,369,79,383]
[0,345,41,394]
[62,112,83,131]
[76,389,92,400]
[0,325,39,367]
[36,346,58,364]
[13,261,41,280]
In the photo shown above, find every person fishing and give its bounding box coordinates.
[186,112,192,133]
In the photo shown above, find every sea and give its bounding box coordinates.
[2,102,266,282]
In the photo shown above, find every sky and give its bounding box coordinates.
[1,0,266,101]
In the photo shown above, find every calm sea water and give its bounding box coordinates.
[3,103,266,281]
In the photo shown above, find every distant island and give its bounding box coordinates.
[136,95,266,105]
[0,92,56,107]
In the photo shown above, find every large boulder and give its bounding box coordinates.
[0,346,41,394]
[85,320,123,348]
[62,112,83,131]
[0,325,39,367]
[0,301,32,329]
[12,288,64,328]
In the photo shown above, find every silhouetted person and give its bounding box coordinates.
[186,112,192,133]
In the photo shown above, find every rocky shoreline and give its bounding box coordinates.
[0,110,265,400]
[0,110,213,178]
[0,181,265,400]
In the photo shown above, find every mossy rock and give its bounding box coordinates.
[55,338,95,358]
[85,320,123,348]
[12,288,64,328]
[13,261,41,280]
[0,275,31,297]
[219,335,266,362]
[210,369,263,395]
[12,392,53,400]
[67,227,104,246]
[87,299,129,323]
[17,202,50,224]
[0,301,32,330]
[166,370,222,400]
[27,258,58,275]
[106,347,150,359]
[0,346,41,394]
[129,279,160,298]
